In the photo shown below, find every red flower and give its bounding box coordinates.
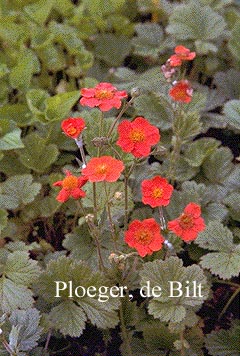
[82,156,124,182]
[141,176,174,208]
[61,117,85,139]
[53,171,88,203]
[80,82,128,112]
[169,45,196,67]
[125,218,164,257]
[116,117,160,158]
[169,80,193,103]
[168,202,205,242]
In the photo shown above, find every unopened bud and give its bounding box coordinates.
[130,87,141,98]
[85,214,94,223]
[114,191,123,200]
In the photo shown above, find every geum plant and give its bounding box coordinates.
[50,46,208,354]
[1,45,240,356]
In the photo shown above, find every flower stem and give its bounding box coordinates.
[77,200,105,271]
[218,286,240,321]
[167,132,181,184]
[158,206,166,230]
[124,175,129,231]
[119,302,133,356]
[107,97,134,138]
[103,181,118,251]
[180,329,185,356]
[74,136,87,168]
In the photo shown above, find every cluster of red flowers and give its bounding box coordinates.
[161,45,195,103]
[54,46,205,259]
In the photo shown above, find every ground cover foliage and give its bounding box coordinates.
[0,0,240,355]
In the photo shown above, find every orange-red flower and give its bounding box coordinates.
[169,80,193,103]
[141,176,174,208]
[125,218,164,257]
[53,170,88,202]
[116,117,160,158]
[82,156,124,182]
[80,82,128,112]
[169,45,196,67]
[61,117,85,139]
[168,202,205,242]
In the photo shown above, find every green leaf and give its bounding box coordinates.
[0,174,41,210]
[45,91,80,121]
[37,44,66,72]
[202,147,234,183]
[205,321,240,356]
[132,23,164,58]
[9,308,42,352]
[9,49,40,90]
[166,1,227,41]
[0,20,27,44]
[134,93,174,131]
[0,63,9,78]
[137,319,178,351]
[140,257,210,323]
[50,301,87,337]
[0,128,24,150]
[94,34,131,66]
[0,251,40,313]
[0,104,31,127]
[223,191,240,221]
[196,222,240,279]
[184,138,220,167]
[18,133,59,173]
[223,100,240,131]
[228,20,240,62]
[0,209,8,233]
[174,112,202,143]
[26,89,49,121]
[213,69,240,100]
[24,0,54,25]
[36,256,119,337]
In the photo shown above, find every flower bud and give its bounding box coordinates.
[85,214,94,223]
[114,191,123,200]
[130,87,141,98]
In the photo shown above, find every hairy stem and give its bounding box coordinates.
[218,287,240,320]
[107,97,134,138]
[77,201,105,271]
[103,181,118,251]
[119,302,133,356]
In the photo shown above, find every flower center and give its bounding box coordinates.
[152,187,163,199]
[62,175,79,190]
[95,89,114,100]
[179,213,194,229]
[66,126,77,136]
[95,164,108,175]
[135,229,152,245]
[130,129,145,143]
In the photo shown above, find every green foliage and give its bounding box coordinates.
[36,256,120,337]
[184,138,220,167]
[0,251,41,313]
[0,174,41,210]
[0,0,239,353]
[223,100,240,131]
[205,321,240,356]
[140,257,210,323]
[166,1,227,41]
[17,133,59,173]
[133,92,174,130]
[196,222,240,279]
[132,23,164,58]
